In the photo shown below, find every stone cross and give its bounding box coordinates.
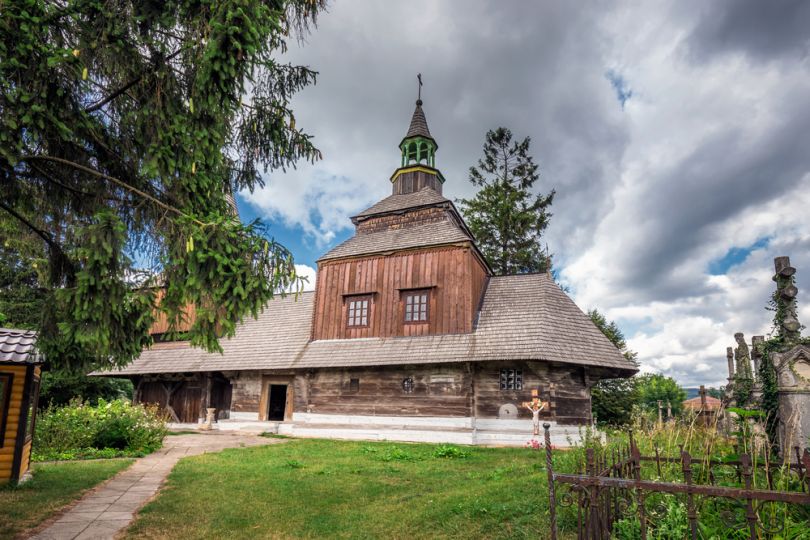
[726,347,735,381]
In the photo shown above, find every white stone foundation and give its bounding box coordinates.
[169,413,593,447]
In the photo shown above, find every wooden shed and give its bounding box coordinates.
[0,328,42,484]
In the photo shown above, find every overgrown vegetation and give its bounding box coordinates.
[0,459,133,539]
[33,398,167,461]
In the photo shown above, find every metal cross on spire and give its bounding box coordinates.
[417,73,422,103]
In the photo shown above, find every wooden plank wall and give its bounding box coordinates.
[0,364,27,483]
[313,246,489,340]
[138,378,203,423]
[473,361,592,424]
[294,365,472,417]
[290,362,592,424]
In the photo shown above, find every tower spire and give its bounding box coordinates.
[391,77,445,195]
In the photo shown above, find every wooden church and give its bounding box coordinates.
[101,97,637,445]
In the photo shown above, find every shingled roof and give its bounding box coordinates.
[0,328,41,364]
[403,100,433,141]
[318,218,472,262]
[352,187,449,220]
[97,274,636,376]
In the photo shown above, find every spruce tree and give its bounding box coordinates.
[458,128,555,275]
[0,0,326,370]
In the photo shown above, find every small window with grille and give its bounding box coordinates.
[403,290,429,323]
[500,369,523,390]
[402,377,414,394]
[346,296,370,327]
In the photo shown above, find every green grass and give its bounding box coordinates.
[125,439,576,540]
[0,459,134,539]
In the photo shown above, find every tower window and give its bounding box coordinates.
[346,296,370,327]
[403,290,429,323]
[500,369,523,390]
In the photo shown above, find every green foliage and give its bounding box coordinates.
[0,0,326,369]
[0,218,48,329]
[33,398,167,461]
[458,127,555,275]
[588,309,640,426]
[592,378,639,427]
[432,445,470,459]
[635,374,687,416]
[39,369,132,408]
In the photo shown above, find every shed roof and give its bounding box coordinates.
[0,328,40,364]
[682,396,722,411]
[96,274,637,376]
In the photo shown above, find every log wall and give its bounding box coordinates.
[312,246,489,340]
[285,362,592,424]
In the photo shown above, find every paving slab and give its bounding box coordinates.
[29,432,279,540]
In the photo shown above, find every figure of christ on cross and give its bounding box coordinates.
[523,397,548,436]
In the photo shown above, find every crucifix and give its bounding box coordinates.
[417,73,422,102]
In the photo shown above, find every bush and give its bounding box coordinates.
[34,398,167,461]
[39,369,133,408]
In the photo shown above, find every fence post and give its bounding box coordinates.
[544,423,558,540]
[681,450,699,540]
[740,454,757,540]
[631,443,647,540]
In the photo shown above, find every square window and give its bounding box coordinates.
[347,296,371,327]
[349,378,360,392]
[499,369,523,390]
[403,290,429,323]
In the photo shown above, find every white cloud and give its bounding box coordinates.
[245,1,810,387]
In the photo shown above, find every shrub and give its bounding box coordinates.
[34,398,167,461]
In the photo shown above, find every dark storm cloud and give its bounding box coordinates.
[276,1,629,259]
[612,99,810,301]
[686,0,810,62]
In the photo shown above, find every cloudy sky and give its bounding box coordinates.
[237,0,810,387]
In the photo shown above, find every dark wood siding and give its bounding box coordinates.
[473,361,592,424]
[138,378,202,423]
[312,246,489,340]
[294,365,472,417]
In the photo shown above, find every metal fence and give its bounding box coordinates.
[543,424,810,540]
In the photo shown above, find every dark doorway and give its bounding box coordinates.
[267,384,288,421]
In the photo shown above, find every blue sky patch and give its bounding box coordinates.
[707,237,771,275]
[605,69,633,109]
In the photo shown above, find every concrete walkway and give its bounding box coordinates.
[30,432,279,540]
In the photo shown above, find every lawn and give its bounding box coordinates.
[125,439,575,540]
[0,459,134,539]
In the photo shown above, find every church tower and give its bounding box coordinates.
[391,96,446,195]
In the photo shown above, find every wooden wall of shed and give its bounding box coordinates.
[137,377,203,423]
[473,361,592,424]
[294,365,473,417]
[0,364,28,483]
[312,246,489,340]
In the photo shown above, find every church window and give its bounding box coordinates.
[349,378,360,393]
[404,290,429,323]
[402,377,414,393]
[500,369,523,390]
[346,296,370,327]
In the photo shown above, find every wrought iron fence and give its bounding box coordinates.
[543,424,810,540]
